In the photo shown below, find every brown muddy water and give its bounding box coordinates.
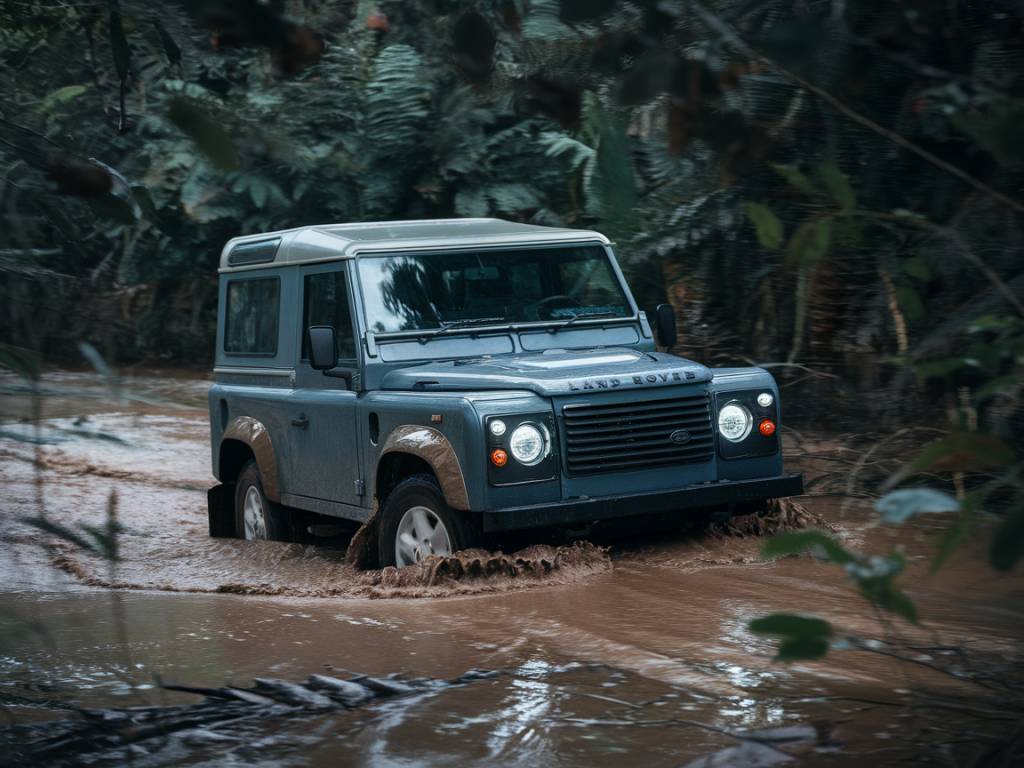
[0,370,1022,766]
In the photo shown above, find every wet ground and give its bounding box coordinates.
[0,370,1021,765]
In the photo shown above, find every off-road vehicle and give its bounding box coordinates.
[207,218,803,566]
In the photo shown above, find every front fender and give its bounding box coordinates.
[378,425,470,510]
[222,416,282,502]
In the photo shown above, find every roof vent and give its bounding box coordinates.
[227,237,281,266]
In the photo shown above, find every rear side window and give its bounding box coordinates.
[224,278,280,356]
[302,270,357,363]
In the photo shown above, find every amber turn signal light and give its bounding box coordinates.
[759,419,776,437]
[490,449,508,467]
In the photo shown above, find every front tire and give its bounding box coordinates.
[378,475,480,568]
[234,460,290,541]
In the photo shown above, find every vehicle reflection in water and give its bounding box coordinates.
[0,371,1021,765]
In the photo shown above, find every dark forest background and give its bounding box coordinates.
[1,0,1022,436]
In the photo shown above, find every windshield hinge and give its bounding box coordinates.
[354,478,366,497]
[364,332,378,358]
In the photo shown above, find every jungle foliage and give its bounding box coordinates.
[1,1,1023,635]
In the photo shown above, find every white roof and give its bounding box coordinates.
[218,218,611,272]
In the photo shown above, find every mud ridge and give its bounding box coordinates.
[47,541,612,600]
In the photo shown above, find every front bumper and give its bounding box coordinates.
[481,473,804,532]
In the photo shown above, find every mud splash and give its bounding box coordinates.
[214,542,612,599]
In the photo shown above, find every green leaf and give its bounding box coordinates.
[154,20,182,66]
[990,504,1024,572]
[859,578,918,623]
[875,488,960,523]
[914,357,968,380]
[787,219,832,265]
[749,614,833,638]
[761,530,855,565]
[40,85,87,112]
[953,101,1024,170]
[974,374,1023,403]
[903,257,931,281]
[745,203,783,250]
[771,164,817,196]
[817,162,855,211]
[86,193,138,224]
[250,179,268,208]
[895,285,925,322]
[932,506,971,572]
[749,613,833,662]
[0,344,41,381]
[108,7,131,82]
[907,432,1015,476]
[167,99,239,171]
[590,99,637,226]
[130,184,161,224]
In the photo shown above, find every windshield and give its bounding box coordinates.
[358,245,632,333]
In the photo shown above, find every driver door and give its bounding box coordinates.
[280,262,363,510]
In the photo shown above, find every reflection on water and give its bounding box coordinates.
[1,371,1022,765]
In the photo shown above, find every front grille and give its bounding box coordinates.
[562,392,714,475]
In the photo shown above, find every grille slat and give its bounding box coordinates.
[569,434,712,456]
[564,400,710,420]
[562,393,714,475]
[566,416,712,440]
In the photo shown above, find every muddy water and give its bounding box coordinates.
[1,371,1021,766]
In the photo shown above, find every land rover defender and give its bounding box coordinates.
[207,219,803,567]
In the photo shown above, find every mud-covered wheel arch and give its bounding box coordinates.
[219,439,255,486]
[219,417,281,502]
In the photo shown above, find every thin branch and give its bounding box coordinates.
[849,209,1024,318]
[690,1,1024,217]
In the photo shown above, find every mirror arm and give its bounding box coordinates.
[321,367,355,389]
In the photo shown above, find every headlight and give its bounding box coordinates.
[509,423,547,465]
[718,402,753,442]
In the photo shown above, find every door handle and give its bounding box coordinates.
[291,414,309,429]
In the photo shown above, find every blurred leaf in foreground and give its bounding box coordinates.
[875,488,960,523]
[745,203,783,250]
[0,344,41,380]
[990,505,1024,572]
[761,529,855,564]
[906,432,1014,477]
[761,530,918,626]
[749,614,833,662]
[167,99,239,171]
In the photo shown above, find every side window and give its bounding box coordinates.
[224,278,280,356]
[302,270,357,364]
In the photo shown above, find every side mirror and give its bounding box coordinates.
[655,303,678,350]
[308,326,337,371]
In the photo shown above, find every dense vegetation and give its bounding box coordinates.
[1,1,1022,639]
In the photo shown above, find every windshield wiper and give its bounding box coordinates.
[550,311,622,332]
[421,316,508,340]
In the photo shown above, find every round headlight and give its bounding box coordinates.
[489,419,507,437]
[757,392,774,408]
[509,423,547,465]
[718,403,753,442]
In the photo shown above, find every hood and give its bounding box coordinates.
[381,348,712,397]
